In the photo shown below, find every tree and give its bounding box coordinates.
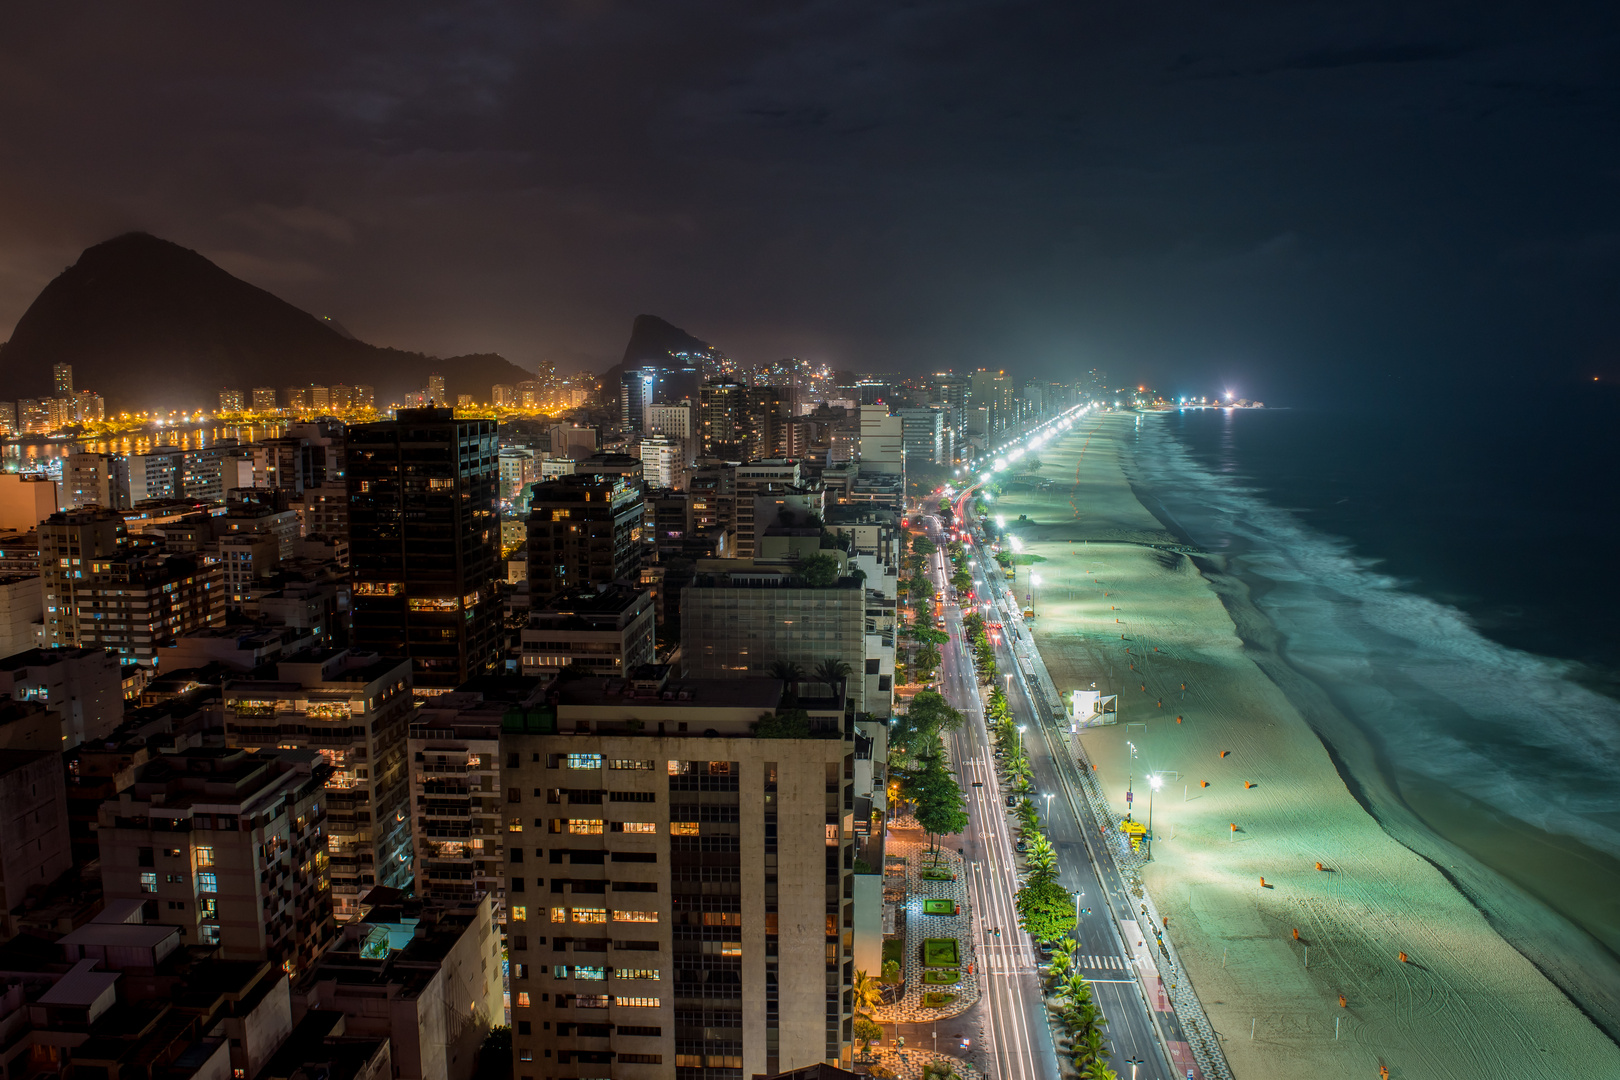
[913,645,942,680]
[768,660,805,682]
[1015,875,1077,942]
[913,535,938,558]
[854,1014,883,1057]
[1014,798,1040,836]
[754,709,812,739]
[1024,832,1058,880]
[910,749,969,855]
[905,692,964,740]
[909,625,949,646]
[799,552,841,587]
[1044,948,1073,989]
[950,569,972,594]
[853,968,883,1014]
[815,658,853,685]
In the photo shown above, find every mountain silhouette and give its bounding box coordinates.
[0,233,535,410]
[601,314,723,393]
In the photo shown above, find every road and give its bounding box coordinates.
[921,508,1190,1080]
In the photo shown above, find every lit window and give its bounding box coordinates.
[701,912,741,926]
[613,910,658,923]
[613,822,656,834]
[195,846,214,867]
[200,924,220,945]
[508,818,523,833]
[139,872,157,894]
[197,872,218,892]
[572,965,605,980]
[550,908,566,923]
[670,822,699,836]
[615,969,660,981]
[614,996,660,1007]
[510,906,527,922]
[515,992,531,1008]
[608,759,655,771]
[566,819,603,835]
[572,908,607,924]
[565,753,603,770]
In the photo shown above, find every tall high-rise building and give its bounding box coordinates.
[64,453,114,509]
[620,367,658,434]
[535,358,557,389]
[699,380,743,457]
[0,401,15,436]
[221,649,415,921]
[98,746,334,969]
[857,405,904,477]
[741,386,789,460]
[52,362,73,398]
[896,407,945,467]
[933,373,969,461]
[220,387,244,412]
[492,384,516,407]
[525,474,643,600]
[38,508,128,649]
[348,408,501,691]
[501,671,856,1076]
[252,386,278,411]
[409,679,542,912]
[74,391,104,423]
[428,372,447,405]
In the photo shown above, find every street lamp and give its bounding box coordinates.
[1030,572,1042,616]
[1125,740,1138,813]
[1147,774,1163,860]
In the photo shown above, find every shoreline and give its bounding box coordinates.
[1123,426,1620,1043]
[998,411,1620,1080]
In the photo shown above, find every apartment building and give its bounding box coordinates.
[220,649,415,922]
[502,671,855,1078]
[97,746,335,972]
[525,475,643,601]
[409,678,550,911]
[680,554,871,713]
[518,586,656,678]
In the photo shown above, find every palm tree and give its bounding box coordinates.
[1044,949,1073,989]
[1025,833,1058,879]
[769,660,806,682]
[853,968,882,1014]
[815,658,853,686]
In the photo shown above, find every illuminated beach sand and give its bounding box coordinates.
[995,413,1619,1080]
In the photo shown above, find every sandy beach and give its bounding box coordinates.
[995,412,1620,1080]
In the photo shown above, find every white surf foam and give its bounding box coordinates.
[1126,416,1620,857]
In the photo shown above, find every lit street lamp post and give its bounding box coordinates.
[1146,774,1162,860]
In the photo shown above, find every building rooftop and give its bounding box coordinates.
[558,676,786,710]
[38,959,119,1006]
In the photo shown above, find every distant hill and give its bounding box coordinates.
[0,233,535,410]
[601,314,723,392]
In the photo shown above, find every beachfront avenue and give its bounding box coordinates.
[917,427,1228,1080]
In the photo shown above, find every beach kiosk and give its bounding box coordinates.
[1071,688,1118,729]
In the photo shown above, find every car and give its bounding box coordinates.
[1005,794,1018,807]
[972,780,984,788]
[1015,839,1028,853]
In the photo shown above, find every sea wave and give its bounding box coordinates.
[1125,414,1620,858]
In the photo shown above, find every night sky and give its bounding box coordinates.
[1,2,1616,403]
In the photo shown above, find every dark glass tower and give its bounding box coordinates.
[347,408,500,690]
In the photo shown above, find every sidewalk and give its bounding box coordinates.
[874,821,981,1025]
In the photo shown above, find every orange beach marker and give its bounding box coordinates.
[1398,952,1409,964]
[1244,781,1254,789]
[1292,928,1300,941]
[1219,750,1230,758]
[1315,862,1325,871]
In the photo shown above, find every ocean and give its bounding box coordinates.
[1121,391,1620,1032]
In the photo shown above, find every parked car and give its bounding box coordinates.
[1005,794,1018,807]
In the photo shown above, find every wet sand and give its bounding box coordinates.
[996,412,1620,1080]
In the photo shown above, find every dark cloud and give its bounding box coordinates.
[0,1,1617,401]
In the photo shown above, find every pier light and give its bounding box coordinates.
[995,516,1006,528]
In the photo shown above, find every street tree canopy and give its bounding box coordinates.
[1016,876,1077,943]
